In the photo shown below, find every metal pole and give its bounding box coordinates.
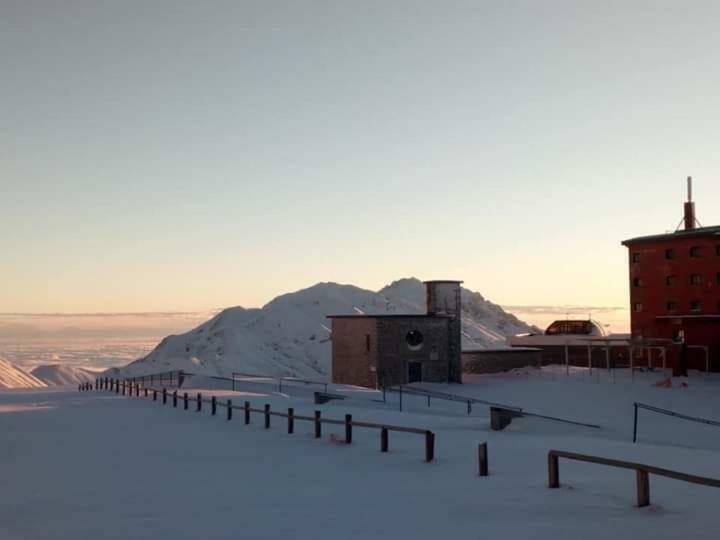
[633,403,638,443]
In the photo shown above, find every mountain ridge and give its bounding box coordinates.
[109,278,537,380]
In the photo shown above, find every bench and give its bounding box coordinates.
[314,391,347,405]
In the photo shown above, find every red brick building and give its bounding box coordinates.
[622,179,720,373]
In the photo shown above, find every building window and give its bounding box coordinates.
[690,300,703,313]
[716,245,720,256]
[666,275,676,287]
[665,248,675,260]
[405,330,424,351]
[690,246,701,258]
[690,273,702,286]
[365,334,370,353]
[633,303,643,313]
[666,301,678,312]
[632,277,643,287]
[632,252,641,263]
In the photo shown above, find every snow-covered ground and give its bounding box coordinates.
[115,278,536,380]
[2,368,719,539]
[0,357,45,389]
[30,364,100,386]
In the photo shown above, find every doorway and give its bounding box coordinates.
[408,361,422,383]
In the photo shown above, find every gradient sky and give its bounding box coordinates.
[3,1,720,315]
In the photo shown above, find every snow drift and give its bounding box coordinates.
[111,278,536,380]
[0,357,47,389]
[31,365,100,386]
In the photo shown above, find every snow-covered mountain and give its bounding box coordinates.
[31,365,99,386]
[112,278,536,380]
[0,357,47,389]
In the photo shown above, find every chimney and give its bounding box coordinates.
[684,176,696,230]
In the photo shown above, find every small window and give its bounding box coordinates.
[666,301,678,312]
[632,252,641,263]
[691,273,702,286]
[665,249,675,260]
[666,275,676,287]
[632,277,643,287]
[633,303,643,313]
[690,300,703,313]
[716,245,720,256]
[690,246,701,258]
[405,330,424,351]
[365,334,371,353]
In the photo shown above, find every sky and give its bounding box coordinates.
[2,0,720,322]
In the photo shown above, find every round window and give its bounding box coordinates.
[406,330,424,351]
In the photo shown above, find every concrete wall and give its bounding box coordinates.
[462,349,542,374]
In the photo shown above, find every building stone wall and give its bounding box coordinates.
[375,317,450,386]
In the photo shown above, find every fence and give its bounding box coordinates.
[633,402,720,443]
[91,377,435,462]
[124,370,187,388]
[385,385,520,414]
[548,449,720,507]
[231,372,329,393]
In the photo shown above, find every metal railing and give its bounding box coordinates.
[633,402,720,443]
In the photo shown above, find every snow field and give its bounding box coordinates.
[3,370,720,539]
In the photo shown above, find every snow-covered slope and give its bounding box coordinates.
[113,278,536,380]
[31,365,99,386]
[0,357,47,389]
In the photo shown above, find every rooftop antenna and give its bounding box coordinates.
[676,176,702,231]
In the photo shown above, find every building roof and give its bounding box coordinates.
[621,225,720,246]
[423,280,464,284]
[327,314,450,319]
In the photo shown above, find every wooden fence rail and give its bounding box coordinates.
[91,378,435,463]
[548,449,720,507]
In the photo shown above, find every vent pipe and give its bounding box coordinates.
[684,176,696,230]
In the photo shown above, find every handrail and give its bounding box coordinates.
[548,449,720,507]
[633,402,720,443]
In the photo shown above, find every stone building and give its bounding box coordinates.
[329,281,462,388]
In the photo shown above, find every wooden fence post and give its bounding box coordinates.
[244,401,251,424]
[636,470,650,507]
[197,393,202,412]
[345,414,353,444]
[116,380,120,394]
[173,391,178,408]
[288,408,294,434]
[548,452,560,488]
[153,389,157,401]
[122,382,126,396]
[162,388,167,404]
[211,396,217,416]
[184,392,188,410]
[381,428,389,452]
[136,384,140,397]
[227,399,232,420]
[478,442,488,476]
[425,431,435,463]
[144,388,148,397]
[314,410,322,438]
[264,404,271,429]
